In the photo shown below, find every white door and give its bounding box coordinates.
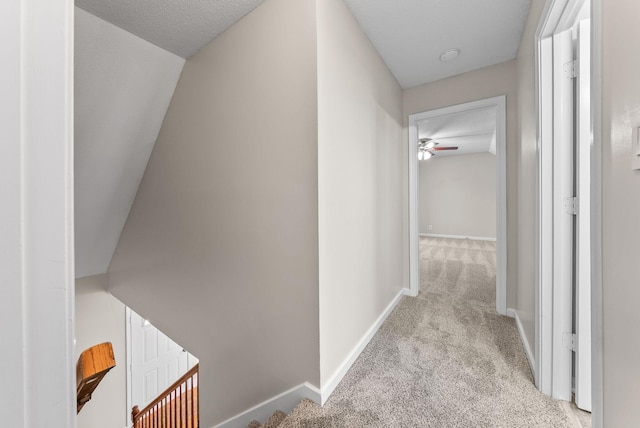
[537,0,593,411]
[575,18,592,412]
[128,308,189,411]
[552,27,575,401]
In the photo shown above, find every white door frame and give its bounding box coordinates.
[575,18,592,412]
[535,0,581,400]
[535,1,603,425]
[408,95,508,316]
[126,307,134,427]
[0,0,75,426]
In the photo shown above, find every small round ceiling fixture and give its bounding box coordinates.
[439,48,460,62]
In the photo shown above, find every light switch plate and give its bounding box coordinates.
[634,126,640,170]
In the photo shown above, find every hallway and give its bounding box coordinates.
[278,237,575,427]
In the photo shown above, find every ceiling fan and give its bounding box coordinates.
[418,138,458,160]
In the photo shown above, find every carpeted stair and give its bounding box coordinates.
[247,409,287,428]
[276,399,323,428]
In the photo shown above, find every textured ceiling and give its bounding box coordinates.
[343,0,531,88]
[75,0,266,58]
[76,0,531,86]
[418,107,496,157]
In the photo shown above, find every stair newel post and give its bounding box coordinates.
[131,405,140,427]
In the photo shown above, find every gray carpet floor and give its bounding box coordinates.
[279,237,577,427]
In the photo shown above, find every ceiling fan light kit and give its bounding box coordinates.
[418,138,436,160]
[418,150,434,161]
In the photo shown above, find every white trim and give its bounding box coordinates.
[409,124,420,299]
[551,27,574,402]
[506,308,517,319]
[402,286,418,299]
[215,288,408,428]
[495,95,508,317]
[1,0,76,426]
[536,0,557,396]
[419,233,496,242]
[575,18,592,412]
[535,33,554,394]
[212,383,321,428]
[320,289,407,403]
[125,308,133,428]
[536,0,595,403]
[408,96,507,316]
[514,310,537,381]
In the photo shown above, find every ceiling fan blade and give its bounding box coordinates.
[433,146,458,151]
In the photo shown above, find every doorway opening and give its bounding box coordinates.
[408,96,507,316]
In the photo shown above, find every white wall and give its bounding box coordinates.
[107,0,320,425]
[0,0,75,426]
[403,60,518,307]
[75,275,127,428]
[419,153,496,238]
[317,0,404,389]
[601,0,640,425]
[75,7,185,278]
[515,0,546,364]
[0,1,25,423]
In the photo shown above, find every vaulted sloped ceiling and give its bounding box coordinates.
[74,8,185,278]
[76,0,531,85]
[75,0,266,58]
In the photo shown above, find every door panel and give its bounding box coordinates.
[143,327,158,362]
[575,18,592,412]
[552,28,575,401]
[143,369,158,403]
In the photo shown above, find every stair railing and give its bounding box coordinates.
[131,363,199,428]
[77,342,116,413]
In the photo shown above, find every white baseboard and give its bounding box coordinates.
[403,287,418,298]
[212,382,321,428]
[506,308,516,319]
[320,288,406,404]
[419,233,496,242]
[214,288,409,427]
[513,310,536,381]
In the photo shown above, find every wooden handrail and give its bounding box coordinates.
[76,342,116,413]
[132,363,199,428]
